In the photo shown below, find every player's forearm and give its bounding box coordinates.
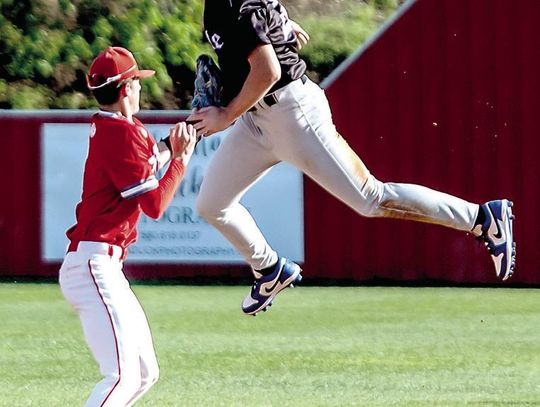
[156,141,172,170]
[225,44,281,122]
[139,159,185,219]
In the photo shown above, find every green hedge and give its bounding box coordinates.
[0,0,399,109]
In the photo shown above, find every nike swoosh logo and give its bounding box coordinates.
[260,269,282,296]
[488,205,506,246]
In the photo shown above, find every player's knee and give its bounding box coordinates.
[118,371,142,397]
[196,195,219,223]
[354,174,386,218]
[100,372,141,402]
[100,372,121,390]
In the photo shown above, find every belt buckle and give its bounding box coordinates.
[263,93,278,107]
[248,92,279,113]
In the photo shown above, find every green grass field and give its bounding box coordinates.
[0,283,539,406]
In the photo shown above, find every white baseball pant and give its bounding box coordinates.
[59,242,159,407]
[196,77,479,270]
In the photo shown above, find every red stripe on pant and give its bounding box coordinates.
[87,260,121,407]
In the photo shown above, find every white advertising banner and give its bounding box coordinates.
[41,122,304,264]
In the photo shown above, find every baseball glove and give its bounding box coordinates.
[191,54,222,109]
[161,55,221,151]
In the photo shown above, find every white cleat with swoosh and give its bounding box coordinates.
[242,257,302,316]
[472,199,516,280]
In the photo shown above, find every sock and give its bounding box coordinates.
[475,204,486,226]
[256,261,278,276]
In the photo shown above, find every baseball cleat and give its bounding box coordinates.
[242,257,302,316]
[473,199,516,280]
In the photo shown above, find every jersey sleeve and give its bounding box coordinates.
[138,159,185,219]
[98,125,159,200]
[237,4,271,58]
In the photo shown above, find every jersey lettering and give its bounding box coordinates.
[205,30,224,50]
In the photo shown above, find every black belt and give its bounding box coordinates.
[249,75,308,112]
[261,93,279,109]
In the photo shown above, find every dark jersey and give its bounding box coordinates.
[203,0,307,104]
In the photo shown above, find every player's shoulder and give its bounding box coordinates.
[93,111,131,128]
[239,0,280,10]
[238,0,267,14]
[91,112,146,140]
[238,0,284,21]
[90,114,152,158]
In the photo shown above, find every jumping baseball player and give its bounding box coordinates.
[59,47,197,406]
[188,0,516,316]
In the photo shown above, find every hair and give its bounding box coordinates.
[91,81,123,105]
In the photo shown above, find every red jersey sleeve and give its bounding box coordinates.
[96,121,159,200]
[138,159,186,219]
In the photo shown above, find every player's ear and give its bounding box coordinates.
[120,79,134,97]
[120,82,130,97]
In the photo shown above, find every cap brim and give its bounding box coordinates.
[137,69,155,78]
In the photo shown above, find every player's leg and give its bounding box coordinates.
[124,289,160,407]
[267,79,478,230]
[288,130,478,230]
[261,78,515,279]
[196,115,281,270]
[287,128,515,279]
[196,116,302,315]
[60,253,145,406]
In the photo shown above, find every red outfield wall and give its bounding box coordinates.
[310,0,540,284]
[1,0,539,284]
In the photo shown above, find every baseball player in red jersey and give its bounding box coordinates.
[59,47,197,406]
[189,0,516,316]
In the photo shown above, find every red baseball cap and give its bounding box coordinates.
[87,46,155,90]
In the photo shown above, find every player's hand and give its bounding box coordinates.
[168,122,197,165]
[187,106,233,137]
[289,20,310,50]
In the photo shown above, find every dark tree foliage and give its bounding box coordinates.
[0,0,399,109]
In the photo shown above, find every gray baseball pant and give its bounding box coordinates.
[196,77,479,270]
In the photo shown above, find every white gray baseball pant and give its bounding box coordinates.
[59,242,159,406]
[196,77,479,270]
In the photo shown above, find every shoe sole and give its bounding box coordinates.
[501,200,516,281]
[246,266,303,316]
